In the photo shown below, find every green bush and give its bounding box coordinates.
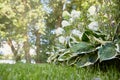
[47,0,120,67]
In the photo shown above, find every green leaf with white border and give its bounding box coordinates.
[98,42,117,62]
[70,42,95,53]
[47,52,59,63]
[116,44,120,54]
[58,50,72,61]
[81,32,90,42]
[115,39,120,54]
[76,52,98,67]
[67,56,79,66]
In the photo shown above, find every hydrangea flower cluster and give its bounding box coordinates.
[54,9,99,44]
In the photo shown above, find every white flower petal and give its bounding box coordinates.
[58,36,66,44]
[71,10,80,19]
[88,6,96,15]
[55,27,65,36]
[71,29,82,37]
[69,18,74,23]
[88,21,99,31]
[61,20,71,27]
[62,11,70,18]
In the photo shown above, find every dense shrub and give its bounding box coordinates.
[47,0,120,67]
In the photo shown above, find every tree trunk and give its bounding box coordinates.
[23,36,31,63]
[7,39,21,62]
[35,31,41,63]
[55,1,63,28]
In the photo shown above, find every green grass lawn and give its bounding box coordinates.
[0,63,119,80]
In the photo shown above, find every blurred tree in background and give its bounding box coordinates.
[0,0,46,63]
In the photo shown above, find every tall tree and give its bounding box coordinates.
[46,0,65,28]
[0,0,46,63]
[41,0,65,54]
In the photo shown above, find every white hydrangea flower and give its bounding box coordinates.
[46,52,52,54]
[66,36,70,42]
[62,11,70,18]
[51,29,56,34]
[71,10,80,19]
[61,20,71,27]
[88,6,96,15]
[69,18,74,23]
[71,29,82,37]
[58,36,66,44]
[88,21,99,31]
[55,27,65,36]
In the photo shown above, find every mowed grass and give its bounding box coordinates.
[0,63,119,80]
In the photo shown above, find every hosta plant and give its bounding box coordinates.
[47,8,120,67]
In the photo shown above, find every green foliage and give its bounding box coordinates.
[70,42,95,53]
[76,52,98,67]
[48,26,120,67]
[0,64,120,80]
[47,0,120,67]
[98,43,117,62]
[0,0,46,40]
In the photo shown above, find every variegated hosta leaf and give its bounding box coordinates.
[84,30,106,39]
[67,56,79,66]
[70,42,95,54]
[116,44,120,54]
[70,35,80,43]
[93,31,106,39]
[64,37,72,48]
[115,39,120,54]
[81,33,90,42]
[81,30,106,42]
[47,52,59,63]
[98,43,117,62]
[58,50,71,61]
[76,52,98,67]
